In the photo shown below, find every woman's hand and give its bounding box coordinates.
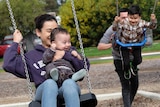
[13,29,23,43]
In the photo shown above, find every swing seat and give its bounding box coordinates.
[116,28,147,47]
[29,92,97,107]
[116,37,147,47]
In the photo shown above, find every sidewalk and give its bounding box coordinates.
[89,51,160,61]
[1,90,160,107]
[0,52,160,107]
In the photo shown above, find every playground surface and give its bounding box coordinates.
[0,59,160,107]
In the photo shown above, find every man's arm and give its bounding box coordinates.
[145,28,153,46]
[97,43,112,50]
[97,25,114,50]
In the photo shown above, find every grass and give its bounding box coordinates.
[0,69,4,73]
[83,40,160,64]
[0,40,160,69]
[82,41,160,58]
[83,47,112,58]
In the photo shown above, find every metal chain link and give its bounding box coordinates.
[70,0,92,92]
[116,0,119,16]
[5,0,17,30]
[152,0,158,14]
[5,0,34,100]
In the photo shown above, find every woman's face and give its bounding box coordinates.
[36,20,58,48]
[128,14,141,26]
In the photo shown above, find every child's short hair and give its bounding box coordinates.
[128,5,141,16]
[50,27,69,42]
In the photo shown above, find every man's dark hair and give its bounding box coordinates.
[128,5,141,16]
[118,8,129,16]
[119,8,129,13]
[34,14,57,31]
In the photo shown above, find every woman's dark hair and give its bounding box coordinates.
[128,5,141,16]
[50,27,69,42]
[34,14,57,31]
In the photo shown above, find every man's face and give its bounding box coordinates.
[119,12,128,20]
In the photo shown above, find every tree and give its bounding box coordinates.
[59,0,160,47]
[45,0,59,12]
[118,0,160,39]
[59,0,116,47]
[0,0,46,38]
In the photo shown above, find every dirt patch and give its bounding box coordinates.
[0,59,160,106]
[98,95,160,107]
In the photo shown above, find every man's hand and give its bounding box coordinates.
[114,16,121,23]
[150,14,156,21]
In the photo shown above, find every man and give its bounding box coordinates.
[97,8,153,107]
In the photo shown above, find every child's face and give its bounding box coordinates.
[54,33,71,51]
[128,14,141,26]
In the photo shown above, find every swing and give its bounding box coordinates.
[116,28,147,47]
[115,0,158,47]
[115,0,157,79]
[5,0,97,107]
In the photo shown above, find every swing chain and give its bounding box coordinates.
[5,0,17,30]
[5,0,34,100]
[116,0,119,16]
[70,0,92,93]
[19,43,35,100]
[152,0,158,14]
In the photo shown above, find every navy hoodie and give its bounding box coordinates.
[3,42,90,88]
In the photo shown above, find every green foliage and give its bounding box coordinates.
[59,0,116,47]
[45,0,59,12]
[0,0,46,37]
[0,0,159,46]
[59,0,160,47]
[115,0,160,39]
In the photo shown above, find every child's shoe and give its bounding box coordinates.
[50,68,59,81]
[124,70,131,79]
[72,69,87,81]
[131,66,139,76]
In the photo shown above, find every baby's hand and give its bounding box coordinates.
[71,50,78,57]
[50,42,56,51]
[150,14,156,20]
[71,50,82,60]
[13,29,23,43]
[53,50,65,61]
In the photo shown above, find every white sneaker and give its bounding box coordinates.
[50,68,59,81]
[72,69,87,81]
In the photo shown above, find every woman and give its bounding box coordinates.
[3,14,81,107]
